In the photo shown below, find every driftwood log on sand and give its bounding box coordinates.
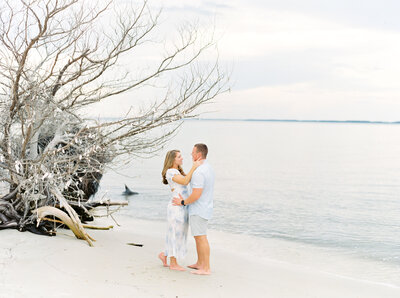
[35,199,128,245]
[35,206,94,246]
[42,217,114,230]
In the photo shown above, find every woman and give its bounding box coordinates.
[158,150,201,271]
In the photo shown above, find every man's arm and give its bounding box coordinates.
[172,188,203,206]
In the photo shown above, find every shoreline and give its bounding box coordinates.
[119,211,400,288]
[1,215,399,298]
[207,225,400,288]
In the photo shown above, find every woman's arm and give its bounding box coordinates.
[172,161,202,185]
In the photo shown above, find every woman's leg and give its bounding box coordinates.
[165,205,187,271]
[158,252,168,267]
[161,204,174,267]
[169,256,186,271]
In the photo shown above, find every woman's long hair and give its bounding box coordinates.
[162,150,186,185]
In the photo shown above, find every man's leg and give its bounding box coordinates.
[188,215,202,269]
[188,243,201,269]
[189,215,211,274]
[191,235,210,275]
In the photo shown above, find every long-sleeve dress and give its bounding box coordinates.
[164,168,189,259]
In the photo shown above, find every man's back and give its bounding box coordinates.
[189,160,215,220]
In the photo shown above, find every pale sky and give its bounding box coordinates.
[93,0,400,121]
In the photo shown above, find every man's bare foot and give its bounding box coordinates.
[169,265,186,271]
[158,252,168,267]
[190,269,211,275]
[187,263,201,270]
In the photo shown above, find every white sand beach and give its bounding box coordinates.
[0,215,399,298]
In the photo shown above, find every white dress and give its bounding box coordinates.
[164,168,189,259]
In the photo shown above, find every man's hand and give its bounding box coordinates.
[172,193,184,206]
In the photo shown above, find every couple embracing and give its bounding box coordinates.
[158,143,214,275]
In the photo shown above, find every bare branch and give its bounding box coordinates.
[0,0,229,243]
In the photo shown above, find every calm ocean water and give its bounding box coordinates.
[95,120,400,283]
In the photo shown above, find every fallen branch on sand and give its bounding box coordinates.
[127,243,144,247]
[42,217,114,230]
[35,206,94,246]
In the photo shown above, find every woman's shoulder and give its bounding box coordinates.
[166,168,180,175]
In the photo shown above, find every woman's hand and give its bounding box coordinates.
[193,160,203,168]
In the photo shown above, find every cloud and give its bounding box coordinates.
[230,0,400,31]
[159,0,233,16]
[90,0,400,121]
[208,83,400,121]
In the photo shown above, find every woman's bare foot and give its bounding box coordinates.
[187,263,201,270]
[169,264,186,271]
[191,269,211,275]
[158,252,168,267]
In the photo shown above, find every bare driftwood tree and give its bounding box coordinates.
[0,0,227,245]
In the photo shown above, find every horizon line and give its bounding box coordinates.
[97,117,400,125]
[184,118,400,124]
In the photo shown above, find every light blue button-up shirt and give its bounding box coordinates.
[189,160,215,220]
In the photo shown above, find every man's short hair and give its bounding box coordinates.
[194,143,208,158]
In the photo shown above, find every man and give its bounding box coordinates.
[172,143,215,275]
